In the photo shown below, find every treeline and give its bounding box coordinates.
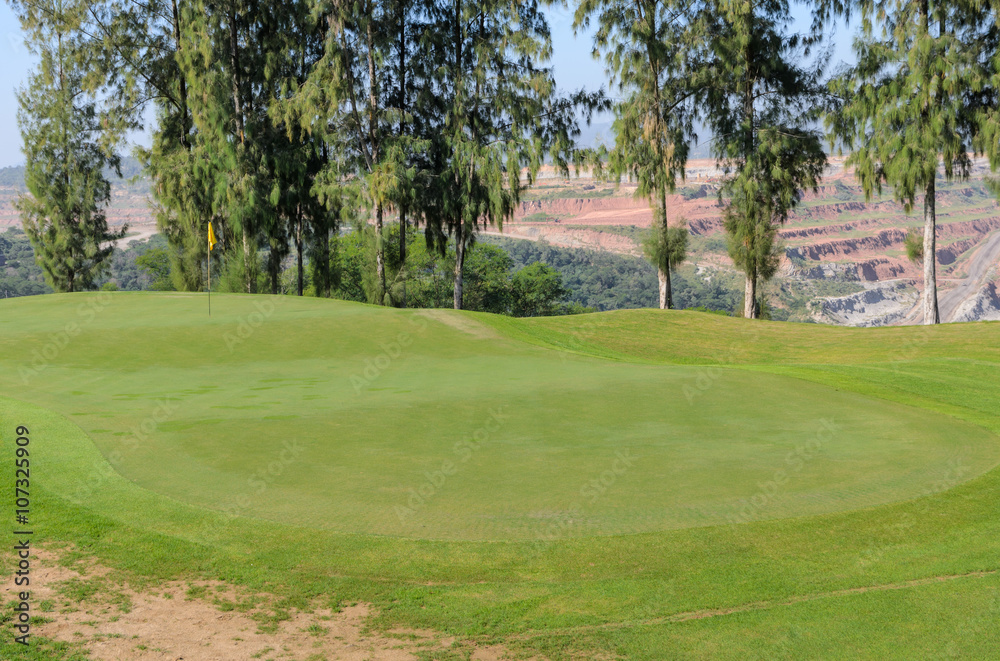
[0,225,580,316]
[0,222,807,320]
[488,236,743,313]
[9,1,1000,324]
[9,0,596,309]
[0,228,176,295]
[0,228,49,297]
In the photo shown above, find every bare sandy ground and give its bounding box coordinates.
[3,548,520,661]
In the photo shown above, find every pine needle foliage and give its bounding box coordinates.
[575,0,696,309]
[827,0,991,324]
[12,0,127,293]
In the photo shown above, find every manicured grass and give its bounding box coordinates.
[2,292,1000,659]
[2,294,991,539]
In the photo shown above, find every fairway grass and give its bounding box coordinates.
[3,293,1000,659]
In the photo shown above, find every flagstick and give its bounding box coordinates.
[208,242,212,317]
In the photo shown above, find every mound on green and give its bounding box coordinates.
[3,292,1000,660]
[0,293,995,540]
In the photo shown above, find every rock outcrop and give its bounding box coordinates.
[816,281,919,327]
[951,282,1000,323]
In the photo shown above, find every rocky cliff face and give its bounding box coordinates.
[505,157,1000,325]
[951,283,1000,323]
[816,282,919,327]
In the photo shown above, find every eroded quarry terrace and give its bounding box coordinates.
[500,156,1000,325]
[2,156,998,325]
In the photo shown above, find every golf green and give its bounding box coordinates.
[1,293,996,541]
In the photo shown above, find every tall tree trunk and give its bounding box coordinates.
[296,206,303,296]
[375,203,386,304]
[449,0,464,313]
[453,220,464,310]
[916,0,938,325]
[742,3,756,321]
[316,226,330,297]
[399,207,407,307]
[647,11,672,312]
[229,7,244,144]
[242,230,253,294]
[398,2,408,308]
[658,269,671,310]
[269,252,279,294]
[171,0,191,148]
[364,3,385,305]
[231,6,250,294]
[744,273,757,319]
[316,144,331,298]
[922,179,939,324]
[658,180,672,310]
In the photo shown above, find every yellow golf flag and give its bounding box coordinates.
[207,222,217,251]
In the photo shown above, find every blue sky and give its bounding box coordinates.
[0,2,853,169]
[1,1,36,168]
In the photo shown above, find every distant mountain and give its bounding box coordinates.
[0,155,153,230]
[0,164,25,190]
[0,156,148,191]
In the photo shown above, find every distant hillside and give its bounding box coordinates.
[4,147,999,325]
[504,156,1000,324]
[0,155,153,230]
[0,155,148,192]
[0,165,25,190]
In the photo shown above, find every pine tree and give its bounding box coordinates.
[976,8,1000,206]
[263,1,325,296]
[12,0,126,293]
[73,0,211,292]
[828,0,989,324]
[692,0,827,318]
[176,0,290,294]
[291,1,400,304]
[575,0,695,309]
[426,0,592,309]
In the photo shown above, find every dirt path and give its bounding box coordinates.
[112,223,159,249]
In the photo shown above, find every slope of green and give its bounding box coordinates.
[2,293,1000,659]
